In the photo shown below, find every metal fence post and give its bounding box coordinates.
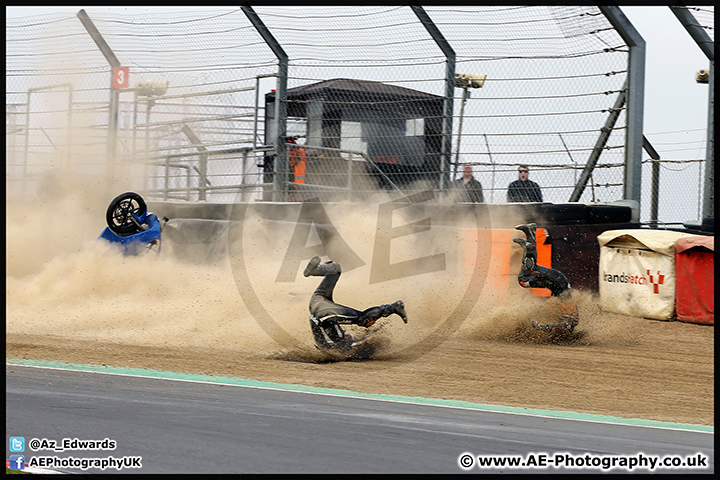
[410,5,456,194]
[670,5,714,219]
[599,6,645,211]
[242,5,289,202]
[181,124,209,201]
[643,136,661,228]
[76,9,121,172]
[569,82,627,202]
[704,64,714,218]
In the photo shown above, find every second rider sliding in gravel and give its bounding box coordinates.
[513,223,579,334]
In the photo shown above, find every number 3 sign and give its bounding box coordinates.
[113,67,129,89]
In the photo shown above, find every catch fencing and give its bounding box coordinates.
[5,6,712,224]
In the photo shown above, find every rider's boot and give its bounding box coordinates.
[303,256,321,277]
[360,301,408,328]
[515,223,537,241]
[512,235,537,271]
[391,300,408,324]
[378,301,407,324]
[304,257,341,277]
[512,237,527,248]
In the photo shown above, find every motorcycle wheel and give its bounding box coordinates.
[106,192,147,236]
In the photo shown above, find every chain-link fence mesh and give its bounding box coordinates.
[636,5,714,226]
[5,6,710,222]
[684,5,714,42]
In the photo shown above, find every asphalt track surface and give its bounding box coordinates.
[6,363,713,474]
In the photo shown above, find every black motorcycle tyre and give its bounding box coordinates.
[106,192,148,236]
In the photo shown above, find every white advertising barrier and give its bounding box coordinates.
[597,229,696,320]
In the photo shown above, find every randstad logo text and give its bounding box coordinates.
[603,270,665,294]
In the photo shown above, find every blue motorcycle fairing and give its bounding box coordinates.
[98,212,161,256]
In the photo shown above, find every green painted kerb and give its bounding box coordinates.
[7,357,713,434]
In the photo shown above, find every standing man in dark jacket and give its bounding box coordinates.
[507,164,543,202]
[451,164,485,203]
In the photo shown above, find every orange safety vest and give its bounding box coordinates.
[289,146,306,184]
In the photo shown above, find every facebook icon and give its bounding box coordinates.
[9,455,25,471]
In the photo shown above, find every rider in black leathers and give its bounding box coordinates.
[303,256,407,351]
[513,223,578,333]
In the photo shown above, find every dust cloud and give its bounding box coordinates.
[7,172,633,364]
[231,196,532,360]
[6,172,275,355]
[458,289,645,347]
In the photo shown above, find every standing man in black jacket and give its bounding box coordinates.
[451,164,485,203]
[507,164,543,202]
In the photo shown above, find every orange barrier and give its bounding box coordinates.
[532,228,552,297]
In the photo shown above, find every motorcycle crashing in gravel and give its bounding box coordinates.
[98,192,169,256]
